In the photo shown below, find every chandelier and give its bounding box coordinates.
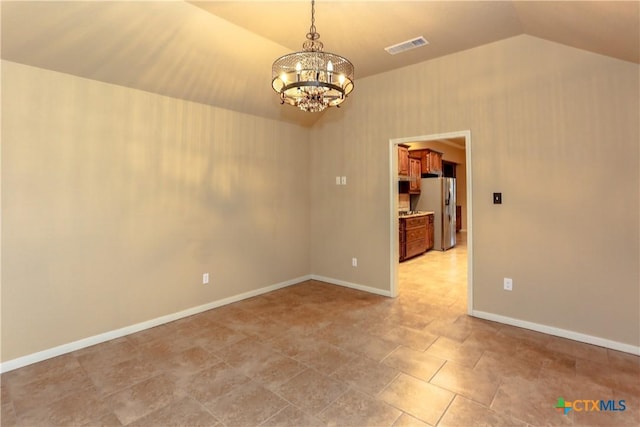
[271,0,354,112]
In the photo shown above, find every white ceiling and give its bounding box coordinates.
[2,1,638,127]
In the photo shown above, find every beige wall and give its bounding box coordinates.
[1,61,311,361]
[310,35,639,346]
[2,33,639,363]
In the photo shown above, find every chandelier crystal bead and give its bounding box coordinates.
[271,0,354,112]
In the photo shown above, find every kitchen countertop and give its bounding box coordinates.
[399,211,434,218]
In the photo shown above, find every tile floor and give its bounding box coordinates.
[2,234,639,426]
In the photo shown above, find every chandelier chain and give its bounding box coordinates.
[306,0,320,42]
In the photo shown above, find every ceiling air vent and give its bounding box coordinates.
[384,36,429,55]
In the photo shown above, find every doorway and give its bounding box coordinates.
[389,131,473,315]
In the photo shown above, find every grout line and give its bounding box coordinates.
[433,393,458,426]
[427,359,448,383]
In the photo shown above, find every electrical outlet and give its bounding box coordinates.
[341,176,347,185]
[504,277,512,291]
[203,273,209,285]
[352,257,358,267]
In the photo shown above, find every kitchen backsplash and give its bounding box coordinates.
[399,194,410,211]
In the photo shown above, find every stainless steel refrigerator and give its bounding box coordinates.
[416,177,456,250]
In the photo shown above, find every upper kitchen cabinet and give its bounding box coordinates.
[409,158,421,194]
[398,144,410,176]
[410,149,443,176]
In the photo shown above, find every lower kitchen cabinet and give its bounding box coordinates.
[400,213,435,262]
[426,213,434,250]
[399,214,427,261]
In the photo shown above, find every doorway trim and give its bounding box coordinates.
[389,130,473,315]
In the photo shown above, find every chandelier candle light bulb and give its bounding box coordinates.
[271,0,354,112]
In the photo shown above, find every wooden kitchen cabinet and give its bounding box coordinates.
[398,144,410,176]
[409,158,421,194]
[409,149,443,175]
[399,215,428,261]
[399,223,406,261]
[426,213,434,250]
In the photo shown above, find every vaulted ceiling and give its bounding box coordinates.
[2,1,638,127]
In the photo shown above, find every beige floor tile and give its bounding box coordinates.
[128,396,218,426]
[275,369,348,415]
[572,401,638,427]
[491,376,574,426]
[423,336,484,368]
[319,388,402,427]
[384,310,432,331]
[379,373,454,425]
[146,345,221,377]
[545,337,609,364]
[333,332,400,362]
[86,356,161,396]
[422,318,475,342]
[439,395,527,427]
[205,380,288,426]
[182,362,251,405]
[16,386,114,427]
[391,413,432,426]
[473,350,542,382]
[1,402,18,427]
[251,353,307,389]
[189,322,248,353]
[125,323,178,347]
[430,361,500,406]
[261,404,326,427]
[2,354,79,389]
[105,373,182,425]
[497,324,552,347]
[7,360,94,415]
[331,356,400,396]
[382,346,445,381]
[607,349,640,374]
[213,337,307,383]
[265,333,357,376]
[74,337,139,372]
[367,323,439,352]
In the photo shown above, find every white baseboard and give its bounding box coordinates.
[0,275,312,373]
[472,310,640,356]
[310,275,393,297]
